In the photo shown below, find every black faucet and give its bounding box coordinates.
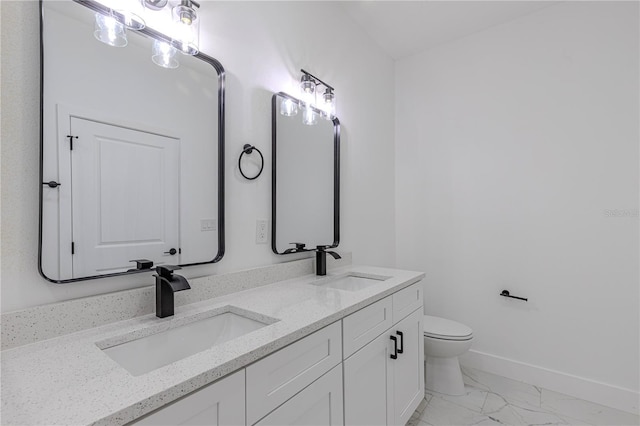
[315,246,341,276]
[154,265,191,318]
[283,242,308,254]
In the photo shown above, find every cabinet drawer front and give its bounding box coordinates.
[246,322,342,425]
[343,297,393,359]
[254,364,344,426]
[392,282,423,323]
[133,370,245,426]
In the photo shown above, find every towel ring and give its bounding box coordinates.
[238,144,264,180]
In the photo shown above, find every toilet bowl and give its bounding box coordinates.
[423,315,473,396]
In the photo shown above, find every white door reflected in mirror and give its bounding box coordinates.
[70,118,179,278]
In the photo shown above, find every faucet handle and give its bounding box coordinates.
[284,242,307,254]
[156,265,181,279]
[128,259,154,270]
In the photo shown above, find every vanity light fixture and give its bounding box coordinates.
[321,88,336,119]
[280,98,299,116]
[89,0,203,68]
[171,0,201,55]
[302,105,318,126]
[115,0,146,30]
[295,70,336,124]
[94,12,128,47]
[152,39,179,69]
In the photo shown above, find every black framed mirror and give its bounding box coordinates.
[39,0,225,283]
[271,92,340,255]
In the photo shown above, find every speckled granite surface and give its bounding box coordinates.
[1,254,351,351]
[1,265,424,425]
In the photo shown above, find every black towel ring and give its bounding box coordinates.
[238,144,264,180]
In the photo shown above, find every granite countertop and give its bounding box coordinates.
[1,265,424,426]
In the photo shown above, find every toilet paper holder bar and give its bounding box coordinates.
[500,290,528,302]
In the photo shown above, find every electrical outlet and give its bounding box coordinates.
[256,220,268,244]
[200,219,217,232]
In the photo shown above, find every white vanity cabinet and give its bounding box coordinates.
[130,282,423,426]
[132,370,245,426]
[343,282,424,426]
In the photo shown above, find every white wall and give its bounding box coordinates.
[396,0,638,409]
[0,0,396,311]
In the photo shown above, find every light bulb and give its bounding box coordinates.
[280,98,298,116]
[302,105,317,126]
[321,88,335,119]
[152,39,179,69]
[300,74,315,95]
[171,2,200,55]
[94,12,127,47]
[114,0,146,30]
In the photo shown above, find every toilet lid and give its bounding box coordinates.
[423,315,473,340]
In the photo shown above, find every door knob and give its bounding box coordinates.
[164,248,177,255]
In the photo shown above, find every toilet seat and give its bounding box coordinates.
[423,315,473,341]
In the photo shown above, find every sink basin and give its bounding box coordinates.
[312,273,390,292]
[99,307,275,376]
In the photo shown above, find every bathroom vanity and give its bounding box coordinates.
[1,266,424,425]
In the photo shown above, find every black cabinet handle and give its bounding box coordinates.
[396,331,404,354]
[164,248,177,255]
[390,335,398,359]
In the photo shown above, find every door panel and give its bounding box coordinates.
[390,309,425,426]
[70,117,180,277]
[344,330,392,426]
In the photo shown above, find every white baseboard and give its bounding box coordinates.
[460,349,639,415]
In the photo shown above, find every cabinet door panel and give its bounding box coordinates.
[255,364,343,426]
[133,370,244,425]
[344,331,393,426]
[390,309,424,426]
[247,322,342,425]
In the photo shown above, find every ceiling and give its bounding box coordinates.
[340,1,559,60]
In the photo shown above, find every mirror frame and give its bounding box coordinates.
[37,0,226,283]
[271,92,340,255]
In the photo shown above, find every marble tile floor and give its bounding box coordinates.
[408,366,639,426]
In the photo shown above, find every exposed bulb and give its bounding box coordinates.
[152,39,179,69]
[280,98,298,116]
[171,2,200,55]
[94,12,127,47]
[112,0,145,30]
[302,105,317,126]
[321,88,335,119]
[300,74,315,95]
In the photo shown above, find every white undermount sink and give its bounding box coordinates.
[311,273,391,292]
[99,307,275,376]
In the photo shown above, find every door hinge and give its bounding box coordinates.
[67,135,78,150]
[71,242,75,255]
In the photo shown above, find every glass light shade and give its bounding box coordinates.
[302,105,317,126]
[171,3,200,55]
[152,39,179,69]
[113,0,146,30]
[321,89,335,119]
[94,12,127,47]
[280,98,298,116]
[300,75,315,95]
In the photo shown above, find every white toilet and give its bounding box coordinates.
[423,315,473,396]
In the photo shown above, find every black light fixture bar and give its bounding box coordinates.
[300,69,334,91]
